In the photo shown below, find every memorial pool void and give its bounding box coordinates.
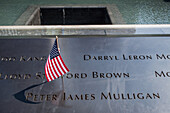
[40,7,112,25]
[21,7,113,25]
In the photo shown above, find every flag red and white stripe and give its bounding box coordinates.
[45,39,69,82]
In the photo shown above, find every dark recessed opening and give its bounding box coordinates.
[40,7,112,25]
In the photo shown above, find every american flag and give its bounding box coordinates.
[45,39,69,82]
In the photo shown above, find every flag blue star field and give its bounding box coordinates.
[45,39,69,82]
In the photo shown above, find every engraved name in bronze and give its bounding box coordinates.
[0,72,130,80]
[0,56,47,62]
[0,72,45,80]
[155,71,170,77]
[84,54,153,61]
[25,92,160,102]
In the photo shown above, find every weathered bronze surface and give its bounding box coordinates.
[0,37,170,113]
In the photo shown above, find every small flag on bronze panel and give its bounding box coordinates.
[45,37,69,82]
